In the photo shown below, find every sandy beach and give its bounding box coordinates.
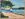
[3,12,24,19]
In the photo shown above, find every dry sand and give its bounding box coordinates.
[3,12,24,19]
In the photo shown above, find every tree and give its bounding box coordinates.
[18,7,24,10]
[2,1,14,9]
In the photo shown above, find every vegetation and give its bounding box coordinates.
[2,1,14,9]
[18,7,24,10]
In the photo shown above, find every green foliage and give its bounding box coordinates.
[2,1,14,8]
[2,1,11,5]
[3,6,11,8]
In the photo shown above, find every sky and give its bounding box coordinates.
[9,0,24,8]
[0,0,24,8]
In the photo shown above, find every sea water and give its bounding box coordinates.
[1,9,24,14]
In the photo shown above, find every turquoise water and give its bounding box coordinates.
[10,10,24,14]
[0,9,24,14]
